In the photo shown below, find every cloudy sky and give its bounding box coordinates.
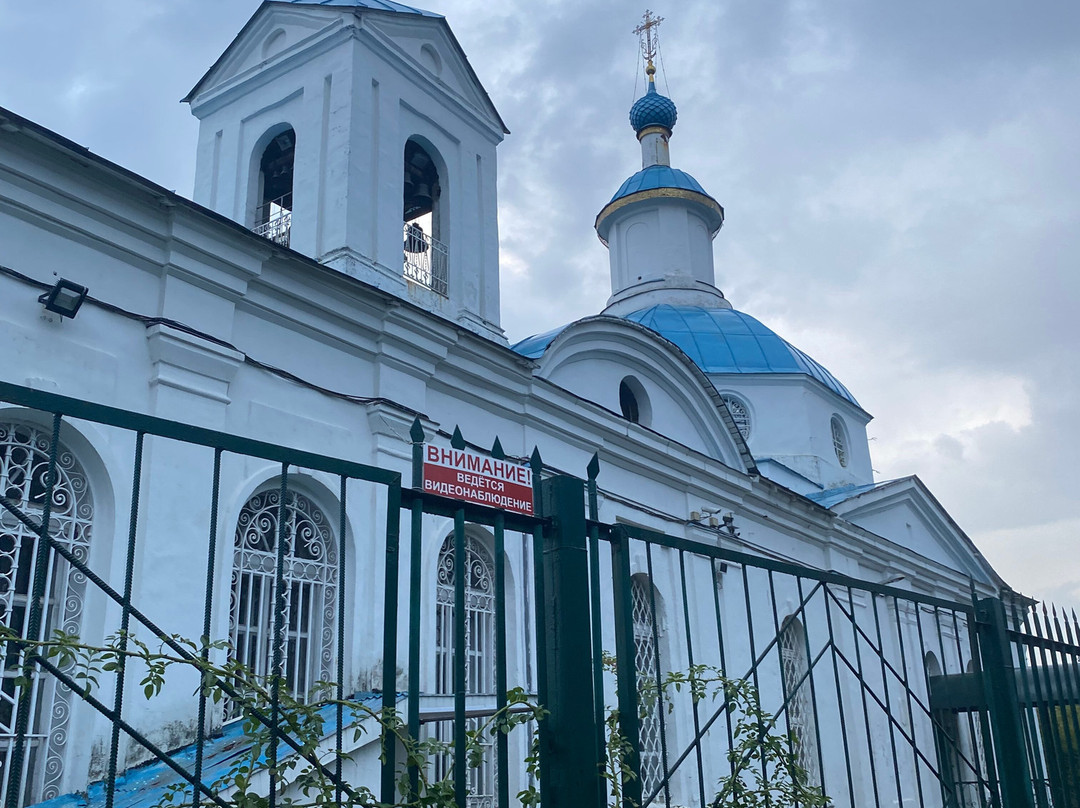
[1,1,1077,607]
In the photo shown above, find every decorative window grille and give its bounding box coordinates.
[0,422,93,805]
[830,416,848,468]
[779,618,820,786]
[631,576,664,796]
[721,395,751,440]
[433,534,496,806]
[228,489,336,718]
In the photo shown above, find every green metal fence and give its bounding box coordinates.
[0,380,1076,808]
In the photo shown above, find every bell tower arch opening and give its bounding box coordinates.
[402,137,447,296]
[252,126,295,248]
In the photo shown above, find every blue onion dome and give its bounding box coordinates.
[630,79,678,133]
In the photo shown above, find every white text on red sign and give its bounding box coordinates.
[422,445,534,516]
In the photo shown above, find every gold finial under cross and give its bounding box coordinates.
[634,9,664,74]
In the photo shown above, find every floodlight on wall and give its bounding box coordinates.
[38,278,88,319]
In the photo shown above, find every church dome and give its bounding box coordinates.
[630,82,678,132]
[608,164,711,205]
[512,304,858,406]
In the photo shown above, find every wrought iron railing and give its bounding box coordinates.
[253,194,293,247]
[402,223,448,296]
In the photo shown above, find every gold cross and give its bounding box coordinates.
[633,9,664,69]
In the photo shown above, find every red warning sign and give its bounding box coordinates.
[422,445,534,516]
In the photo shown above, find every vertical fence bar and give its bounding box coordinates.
[710,559,736,757]
[334,475,347,806]
[871,593,905,808]
[408,420,425,800]
[954,606,995,804]
[610,525,642,808]
[586,454,607,808]
[975,596,1035,808]
[796,577,827,795]
[1008,601,1050,808]
[891,599,927,807]
[1032,606,1068,807]
[453,507,467,807]
[644,542,671,807]
[5,412,61,808]
[105,430,144,808]
[740,565,770,791]
[494,509,509,808]
[1020,604,1059,804]
[268,464,289,808]
[538,474,599,808]
[824,585,858,808]
[678,550,707,808]
[381,478,403,805]
[767,570,800,795]
[529,448,548,801]
[1057,608,1080,801]
[193,448,222,808]
[1048,606,1080,785]
[849,586,883,808]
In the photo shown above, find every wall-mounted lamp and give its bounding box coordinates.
[38,279,88,319]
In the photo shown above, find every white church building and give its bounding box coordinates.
[0,2,1029,807]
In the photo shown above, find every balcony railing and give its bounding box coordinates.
[253,194,293,248]
[403,222,448,296]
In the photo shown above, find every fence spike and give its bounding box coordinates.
[451,426,466,450]
[491,436,506,460]
[587,452,600,481]
[409,417,425,444]
[530,446,543,475]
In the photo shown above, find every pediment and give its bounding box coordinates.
[825,477,1005,587]
[360,15,506,133]
[186,6,346,103]
[534,317,754,472]
[186,4,506,134]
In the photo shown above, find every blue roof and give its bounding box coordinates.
[283,0,442,17]
[629,82,678,132]
[511,304,859,406]
[805,482,883,509]
[608,165,712,205]
[37,693,397,808]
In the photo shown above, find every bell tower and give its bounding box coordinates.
[184,0,508,342]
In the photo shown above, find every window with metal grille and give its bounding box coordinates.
[433,534,496,805]
[631,575,664,796]
[721,394,751,440]
[831,416,848,467]
[228,489,337,718]
[0,422,93,805]
[779,617,821,786]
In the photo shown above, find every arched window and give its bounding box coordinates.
[228,488,336,717]
[619,376,652,427]
[779,617,820,786]
[631,575,664,796]
[1,421,93,805]
[254,128,294,247]
[433,533,496,805]
[830,415,848,468]
[403,138,448,295]
[721,394,751,440]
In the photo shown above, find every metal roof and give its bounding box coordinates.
[629,82,678,132]
[608,164,713,205]
[283,0,442,16]
[511,304,859,406]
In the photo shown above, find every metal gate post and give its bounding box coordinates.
[539,474,602,808]
[976,596,1035,808]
